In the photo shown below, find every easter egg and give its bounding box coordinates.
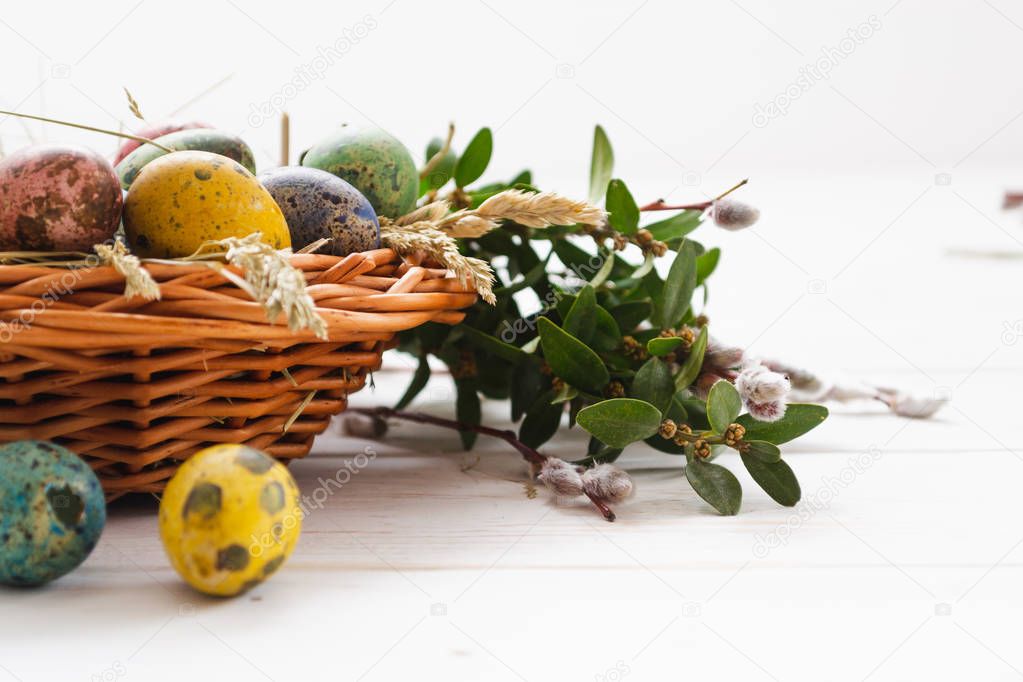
[301,124,418,218]
[259,166,380,256]
[116,129,256,189]
[123,150,291,258]
[159,444,302,597]
[113,119,211,164]
[0,145,122,252]
[0,440,106,586]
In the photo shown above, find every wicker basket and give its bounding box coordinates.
[0,248,475,499]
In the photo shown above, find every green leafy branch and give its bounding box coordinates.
[376,123,827,520]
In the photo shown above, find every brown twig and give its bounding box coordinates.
[350,406,617,521]
[639,178,749,212]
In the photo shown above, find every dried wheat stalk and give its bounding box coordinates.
[380,220,496,304]
[379,189,605,305]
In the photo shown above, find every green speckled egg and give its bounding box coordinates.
[301,124,418,218]
[259,166,380,256]
[0,440,105,586]
[116,129,256,189]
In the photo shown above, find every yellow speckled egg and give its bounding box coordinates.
[158,444,302,597]
[123,150,291,258]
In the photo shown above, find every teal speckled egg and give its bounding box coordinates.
[301,124,418,218]
[0,441,106,586]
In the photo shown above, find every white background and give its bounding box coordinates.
[2,1,1023,681]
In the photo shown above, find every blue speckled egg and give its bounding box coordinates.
[259,166,380,256]
[0,441,106,586]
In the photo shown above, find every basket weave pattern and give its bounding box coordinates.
[0,248,475,498]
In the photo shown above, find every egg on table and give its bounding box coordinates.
[113,119,211,164]
[0,144,122,252]
[259,166,380,256]
[116,128,257,189]
[0,440,106,586]
[159,444,302,597]
[301,124,418,218]
[123,150,290,258]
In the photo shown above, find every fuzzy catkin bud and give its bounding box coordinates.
[581,464,634,504]
[746,399,786,422]
[705,336,744,369]
[340,413,388,439]
[537,458,584,498]
[736,361,791,404]
[711,199,760,231]
[659,419,678,439]
[692,439,712,459]
[887,392,946,419]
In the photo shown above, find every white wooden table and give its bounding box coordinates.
[2,170,1022,681]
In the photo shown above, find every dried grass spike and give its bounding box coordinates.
[94,241,160,301]
[193,233,328,338]
[123,87,145,121]
[474,189,606,228]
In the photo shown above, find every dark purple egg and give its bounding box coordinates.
[258,166,380,256]
[0,144,122,252]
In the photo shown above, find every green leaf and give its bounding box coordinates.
[686,457,742,515]
[631,358,674,414]
[660,241,697,329]
[510,169,532,186]
[510,361,543,421]
[577,398,662,448]
[395,356,431,410]
[736,404,829,444]
[552,239,595,273]
[495,253,550,296]
[678,397,710,430]
[459,325,526,364]
[589,249,617,287]
[589,125,614,204]
[645,210,702,242]
[605,179,639,234]
[454,127,493,187]
[647,336,684,357]
[519,388,564,448]
[423,136,457,190]
[455,378,481,450]
[743,440,781,463]
[609,301,652,332]
[551,383,579,404]
[707,380,742,434]
[563,285,597,342]
[674,326,708,391]
[740,453,800,506]
[696,247,720,285]
[631,252,656,280]
[537,317,609,393]
[591,305,622,352]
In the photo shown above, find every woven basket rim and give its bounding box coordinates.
[0,247,476,346]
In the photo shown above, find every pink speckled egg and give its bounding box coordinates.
[0,145,123,252]
[113,120,211,164]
